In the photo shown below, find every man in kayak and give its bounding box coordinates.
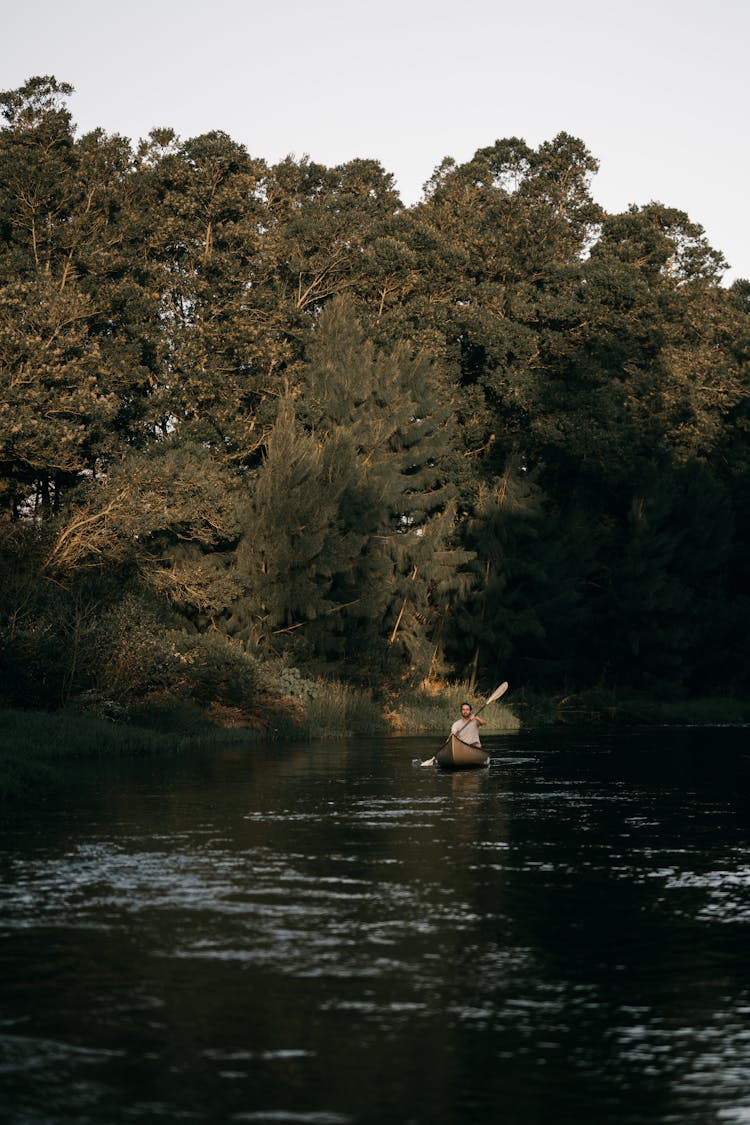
[452,701,486,747]
[420,702,486,766]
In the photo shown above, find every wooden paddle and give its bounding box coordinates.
[419,681,509,767]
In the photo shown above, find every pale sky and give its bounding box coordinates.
[2,0,749,282]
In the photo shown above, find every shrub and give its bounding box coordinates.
[156,631,261,708]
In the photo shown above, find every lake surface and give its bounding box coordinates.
[2,726,750,1124]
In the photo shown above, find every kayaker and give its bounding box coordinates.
[452,701,485,747]
[420,701,486,767]
[420,679,508,769]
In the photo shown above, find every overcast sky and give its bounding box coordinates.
[2,0,748,282]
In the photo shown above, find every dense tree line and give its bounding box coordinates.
[2,75,749,711]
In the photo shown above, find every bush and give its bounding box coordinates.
[251,658,387,736]
[155,631,261,709]
[254,659,321,705]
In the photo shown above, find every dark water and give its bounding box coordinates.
[2,727,750,1124]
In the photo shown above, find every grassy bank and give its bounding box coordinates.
[0,684,380,801]
[0,679,521,802]
[9,680,745,805]
[512,689,750,727]
[0,706,242,801]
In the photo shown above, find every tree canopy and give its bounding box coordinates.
[2,76,749,710]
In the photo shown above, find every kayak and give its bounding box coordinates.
[435,734,490,770]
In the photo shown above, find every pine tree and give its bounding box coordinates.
[298,298,472,677]
[228,300,472,678]
[228,399,367,657]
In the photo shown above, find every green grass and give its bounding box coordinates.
[302,680,388,737]
[386,681,521,735]
[0,705,266,801]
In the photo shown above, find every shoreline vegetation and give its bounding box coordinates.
[2,683,749,803]
[3,77,750,805]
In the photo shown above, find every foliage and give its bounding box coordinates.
[154,631,261,708]
[302,680,388,736]
[0,704,265,802]
[2,75,750,715]
[229,299,472,678]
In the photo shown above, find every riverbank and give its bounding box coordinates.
[514,689,750,727]
[0,683,519,800]
[0,706,227,801]
[2,688,748,803]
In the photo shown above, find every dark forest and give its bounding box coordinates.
[2,76,749,718]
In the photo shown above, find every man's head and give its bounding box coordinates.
[460,702,472,718]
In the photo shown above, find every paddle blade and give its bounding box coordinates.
[486,681,509,705]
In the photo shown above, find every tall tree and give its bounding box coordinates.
[229,300,471,677]
[0,76,153,515]
[133,129,271,458]
[298,298,471,676]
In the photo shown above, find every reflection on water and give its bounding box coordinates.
[1,727,750,1123]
